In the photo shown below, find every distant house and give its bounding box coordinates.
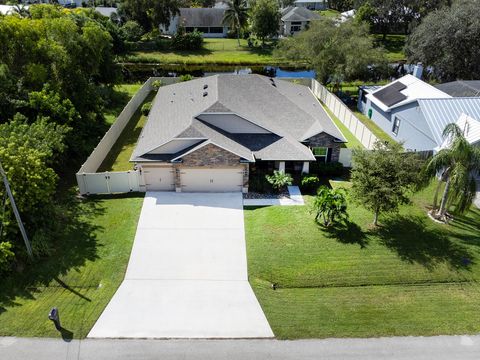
[161,8,229,38]
[435,80,480,97]
[280,7,321,36]
[293,0,327,11]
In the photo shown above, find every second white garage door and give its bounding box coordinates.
[181,168,243,192]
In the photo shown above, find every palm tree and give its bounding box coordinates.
[222,0,249,46]
[313,186,348,227]
[426,123,480,222]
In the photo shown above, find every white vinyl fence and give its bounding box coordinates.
[310,79,379,150]
[339,148,353,167]
[76,77,178,195]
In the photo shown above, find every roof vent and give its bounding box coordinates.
[271,82,277,87]
[203,84,208,89]
[203,91,208,97]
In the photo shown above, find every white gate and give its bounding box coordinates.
[77,171,140,195]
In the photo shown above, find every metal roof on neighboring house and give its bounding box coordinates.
[281,6,321,22]
[417,98,480,146]
[178,8,225,28]
[131,74,346,163]
[435,80,480,97]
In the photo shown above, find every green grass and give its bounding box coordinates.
[0,194,144,339]
[373,34,407,62]
[104,84,143,125]
[352,109,395,144]
[0,83,148,339]
[317,9,341,18]
[322,104,364,149]
[124,38,291,66]
[99,92,154,172]
[245,182,480,338]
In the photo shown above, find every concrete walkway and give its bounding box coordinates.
[2,335,480,360]
[243,186,305,206]
[88,192,273,339]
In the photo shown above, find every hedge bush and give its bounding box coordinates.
[141,102,152,116]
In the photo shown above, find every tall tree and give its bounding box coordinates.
[119,0,180,32]
[250,0,280,45]
[406,0,480,81]
[222,0,249,46]
[425,123,480,222]
[351,141,424,226]
[276,19,386,84]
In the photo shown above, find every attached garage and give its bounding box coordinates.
[180,168,244,192]
[143,166,175,191]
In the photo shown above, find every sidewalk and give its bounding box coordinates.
[2,335,479,360]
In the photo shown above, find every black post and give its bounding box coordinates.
[48,307,61,331]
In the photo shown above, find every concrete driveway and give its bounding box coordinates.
[88,192,273,339]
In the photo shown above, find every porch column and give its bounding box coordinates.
[278,161,286,173]
[302,161,310,174]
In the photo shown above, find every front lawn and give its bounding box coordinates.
[0,194,143,339]
[124,38,291,66]
[245,181,480,338]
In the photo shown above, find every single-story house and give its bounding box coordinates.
[280,6,321,36]
[358,74,480,151]
[293,0,327,10]
[435,80,480,97]
[160,8,228,38]
[131,74,346,193]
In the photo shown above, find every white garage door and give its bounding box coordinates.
[181,168,243,192]
[143,167,174,191]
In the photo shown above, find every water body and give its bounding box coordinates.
[121,63,316,81]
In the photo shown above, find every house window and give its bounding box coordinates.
[392,117,401,136]
[209,27,224,33]
[312,147,328,163]
[291,21,302,32]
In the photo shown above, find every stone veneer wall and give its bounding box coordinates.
[305,132,342,163]
[172,143,249,192]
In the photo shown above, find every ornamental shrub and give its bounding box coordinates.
[141,102,152,116]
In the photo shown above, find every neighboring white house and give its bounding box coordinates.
[357,71,480,151]
[280,6,321,36]
[160,8,228,38]
[293,0,327,10]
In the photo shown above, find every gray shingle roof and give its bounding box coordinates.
[178,8,225,27]
[281,6,321,22]
[435,81,480,97]
[418,98,480,146]
[131,74,345,162]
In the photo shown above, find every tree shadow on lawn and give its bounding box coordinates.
[372,215,475,270]
[0,192,104,315]
[321,220,369,249]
